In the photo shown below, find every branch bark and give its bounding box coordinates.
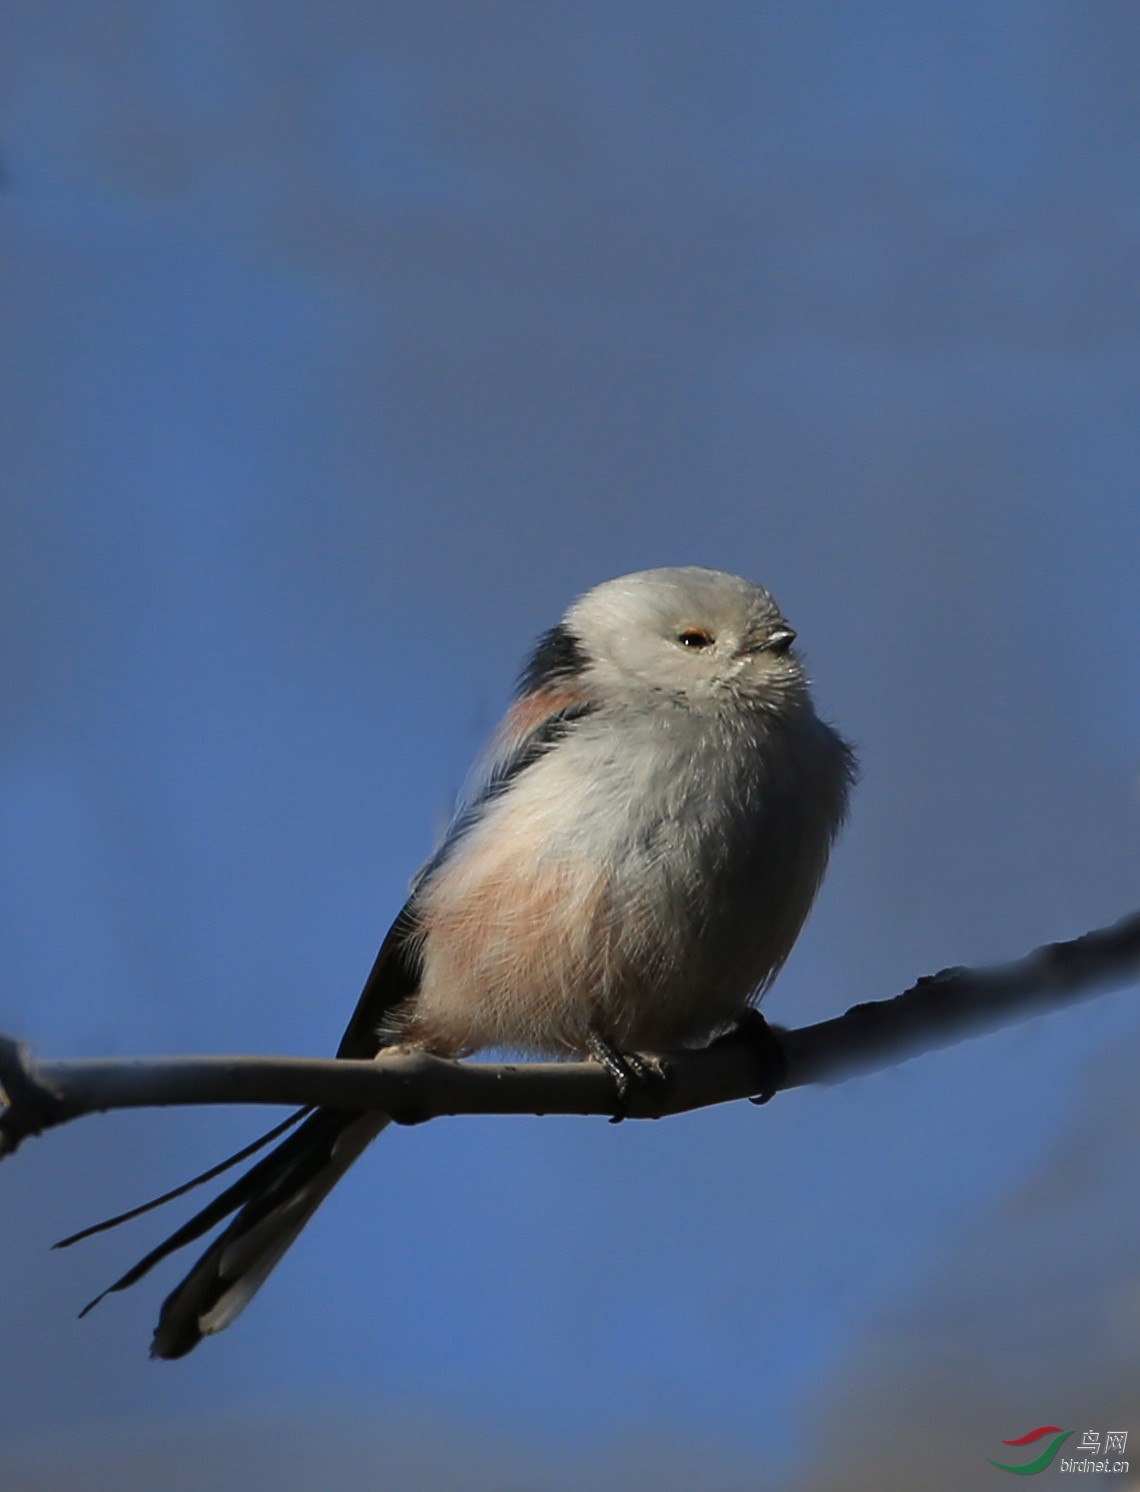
[2,908,1138,1160]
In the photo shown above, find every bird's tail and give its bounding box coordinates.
[61,1107,389,1359]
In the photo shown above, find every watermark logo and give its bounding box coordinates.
[989,1426,1073,1475]
[989,1426,1129,1476]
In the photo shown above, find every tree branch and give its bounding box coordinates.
[2,908,1138,1160]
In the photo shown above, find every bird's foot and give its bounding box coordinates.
[586,1028,663,1123]
[716,1009,788,1105]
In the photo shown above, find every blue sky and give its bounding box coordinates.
[2,7,1139,1489]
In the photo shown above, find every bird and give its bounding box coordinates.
[62,566,855,1358]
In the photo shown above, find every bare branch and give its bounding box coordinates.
[2,909,1138,1159]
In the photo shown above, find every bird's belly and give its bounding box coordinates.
[402,798,768,1057]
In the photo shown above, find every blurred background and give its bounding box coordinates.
[2,5,1139,1489]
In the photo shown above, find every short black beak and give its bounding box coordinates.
[756,627,797,655]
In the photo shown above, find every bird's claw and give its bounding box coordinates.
[716,1009,788,1105]
[586,1028,664,1122]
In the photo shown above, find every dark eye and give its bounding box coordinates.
[677,628,715,649]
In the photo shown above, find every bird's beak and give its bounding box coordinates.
[751,627,797,655]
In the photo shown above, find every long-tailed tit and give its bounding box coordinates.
[67,567,855,1357]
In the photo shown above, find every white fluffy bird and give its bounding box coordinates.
[67,567,854,1357]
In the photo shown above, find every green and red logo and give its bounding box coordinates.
[989,1426,1074,1475]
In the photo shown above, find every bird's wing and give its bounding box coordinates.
[336,682,596,1060]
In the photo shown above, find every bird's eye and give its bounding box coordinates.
[677,628,715,649]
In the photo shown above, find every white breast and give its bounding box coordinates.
[402,702,847,1057]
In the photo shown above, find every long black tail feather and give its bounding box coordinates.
[54,1108,312,1251]
[150,1108,384,1358]
[73,1109,353,1320]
